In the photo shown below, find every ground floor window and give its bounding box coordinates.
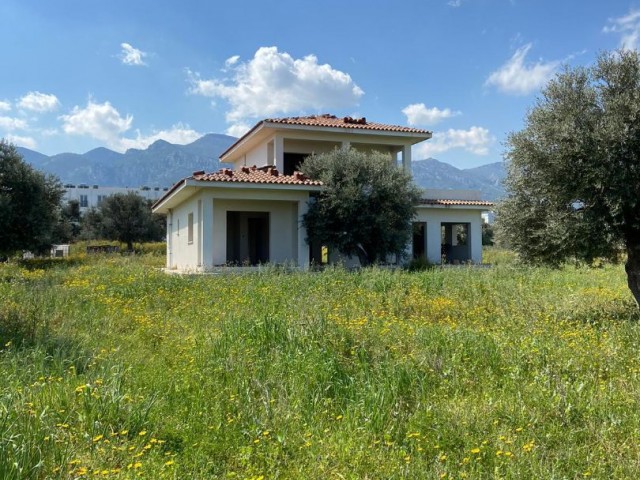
[441,223,470,264]
[226,211,270,265]
[412,222,426,259]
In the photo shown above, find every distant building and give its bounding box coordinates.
[62,184,169,212]
[481,211,496,224]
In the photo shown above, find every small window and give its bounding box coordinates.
[79,195,88,208]
[187,213,194,244]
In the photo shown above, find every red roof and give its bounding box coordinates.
[220,114,432,160]
[419,199,494,207]
[192,166,323,186]
[265,114,432,134]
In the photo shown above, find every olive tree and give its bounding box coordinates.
[0,140,64,258]
[497,50,640,305]
[301,148,421,266]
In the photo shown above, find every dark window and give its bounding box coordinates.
[283,153,307,176]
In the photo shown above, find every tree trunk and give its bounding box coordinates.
[625,244,640,306]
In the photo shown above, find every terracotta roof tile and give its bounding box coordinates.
[419,198,495,207]
[265,114,431,134]
[192,166,323,186]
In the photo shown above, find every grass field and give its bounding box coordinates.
[1,249,640,479]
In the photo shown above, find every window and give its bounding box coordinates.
[97,195,105,206]
[187,213,194,244]
[79,195,88,208]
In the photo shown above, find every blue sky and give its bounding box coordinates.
[0,0,636,168]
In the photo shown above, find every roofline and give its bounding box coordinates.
[219,119,433,162]
[152,176,324,213]
[416,202,494,210]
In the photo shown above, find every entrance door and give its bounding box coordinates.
[412,222,426,259]
[226,211,270,265]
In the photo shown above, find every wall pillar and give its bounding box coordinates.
[167,210,173,269]
[201,198,214,269]
[402,144,412,174]
[274,135,284,172]
[297,198,310,269]
[426,221,442,264]
[469,216,482,264]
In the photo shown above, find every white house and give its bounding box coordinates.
[63,184,168,213]
[152,114,493,271]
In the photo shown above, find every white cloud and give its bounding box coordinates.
[402,103,460,126]
[6,134,37,149]
[225,122,251,138]
[120,42,148,66]
[604,10,640,50]
[60,100,133,147]
[448,0,462,7]
[18,91,60,112]
[485,43,559,95]
[118,123,202,151]
[225,55,240,68]
[0,116,28,130]
[188,46,364,133]
[414,126,494,158]
[0,100,10,112]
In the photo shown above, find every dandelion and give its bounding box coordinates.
[93,434,104,442]
[471,448,481,454]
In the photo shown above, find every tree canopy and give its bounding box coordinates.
[497,50,640,304]
[82,192,165,251]
[0,140,64,258]
[301,148,421,266]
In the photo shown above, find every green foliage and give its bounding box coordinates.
[497,50,640,304]
[301,148,421,266]
[81,192,165,251]
[1,256,640,478]
[481,222,494,246]
[0,140,64,258]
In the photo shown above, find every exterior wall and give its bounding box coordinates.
[414,207,485,264]
[211,199,298,265]
[230,142,269,169]
[165,186,312,271]
[167,194,200,271]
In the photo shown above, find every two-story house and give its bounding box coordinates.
[152,114,492,271]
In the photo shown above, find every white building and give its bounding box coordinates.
[152,114,493,271]
[62,184,169,212]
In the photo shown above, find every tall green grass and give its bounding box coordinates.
[1,253,639,478]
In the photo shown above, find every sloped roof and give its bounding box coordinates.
[192,166,323,186]
[265,114,431,134]
[419,198,495,207]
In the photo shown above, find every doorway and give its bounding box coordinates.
[226,211,270,265]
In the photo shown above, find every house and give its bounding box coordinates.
[152,114,493,271]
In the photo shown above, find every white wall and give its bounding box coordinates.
[167,195,200,271]
[63,185,168,212]
[414,207,484,264]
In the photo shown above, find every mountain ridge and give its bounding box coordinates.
[16,135,506,200]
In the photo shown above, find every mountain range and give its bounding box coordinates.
[16,135,506,200]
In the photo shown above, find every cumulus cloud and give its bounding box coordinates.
[188,46,364,133]
[0,100,10,112]
[485,44,559,95]
[6,134,37,149]
[448,0,462,7]
[225,55,240,68]
[60,100,133,147]
[0,116,28,130]
[120,42,148,66]
[604,9,640,50]
[225,122,251,138]
[402,103,460,126]
[18,91,60,112]
[118,123,202,151]
[415,126,494,158]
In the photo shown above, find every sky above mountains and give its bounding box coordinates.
[0,1,636,168]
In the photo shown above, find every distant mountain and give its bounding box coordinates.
[17,133,236,188]
[17,137,506,200]
[412,158,505,200]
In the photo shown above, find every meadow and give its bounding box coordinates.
[1,248,640,479]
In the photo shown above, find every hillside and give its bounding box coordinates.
[17,137,506,199]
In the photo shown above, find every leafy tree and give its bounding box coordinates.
[0,140,64,258]
[496,50,640,304]
[482,222,494,246]
[83,192,165,251]
[301,148,421,266]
